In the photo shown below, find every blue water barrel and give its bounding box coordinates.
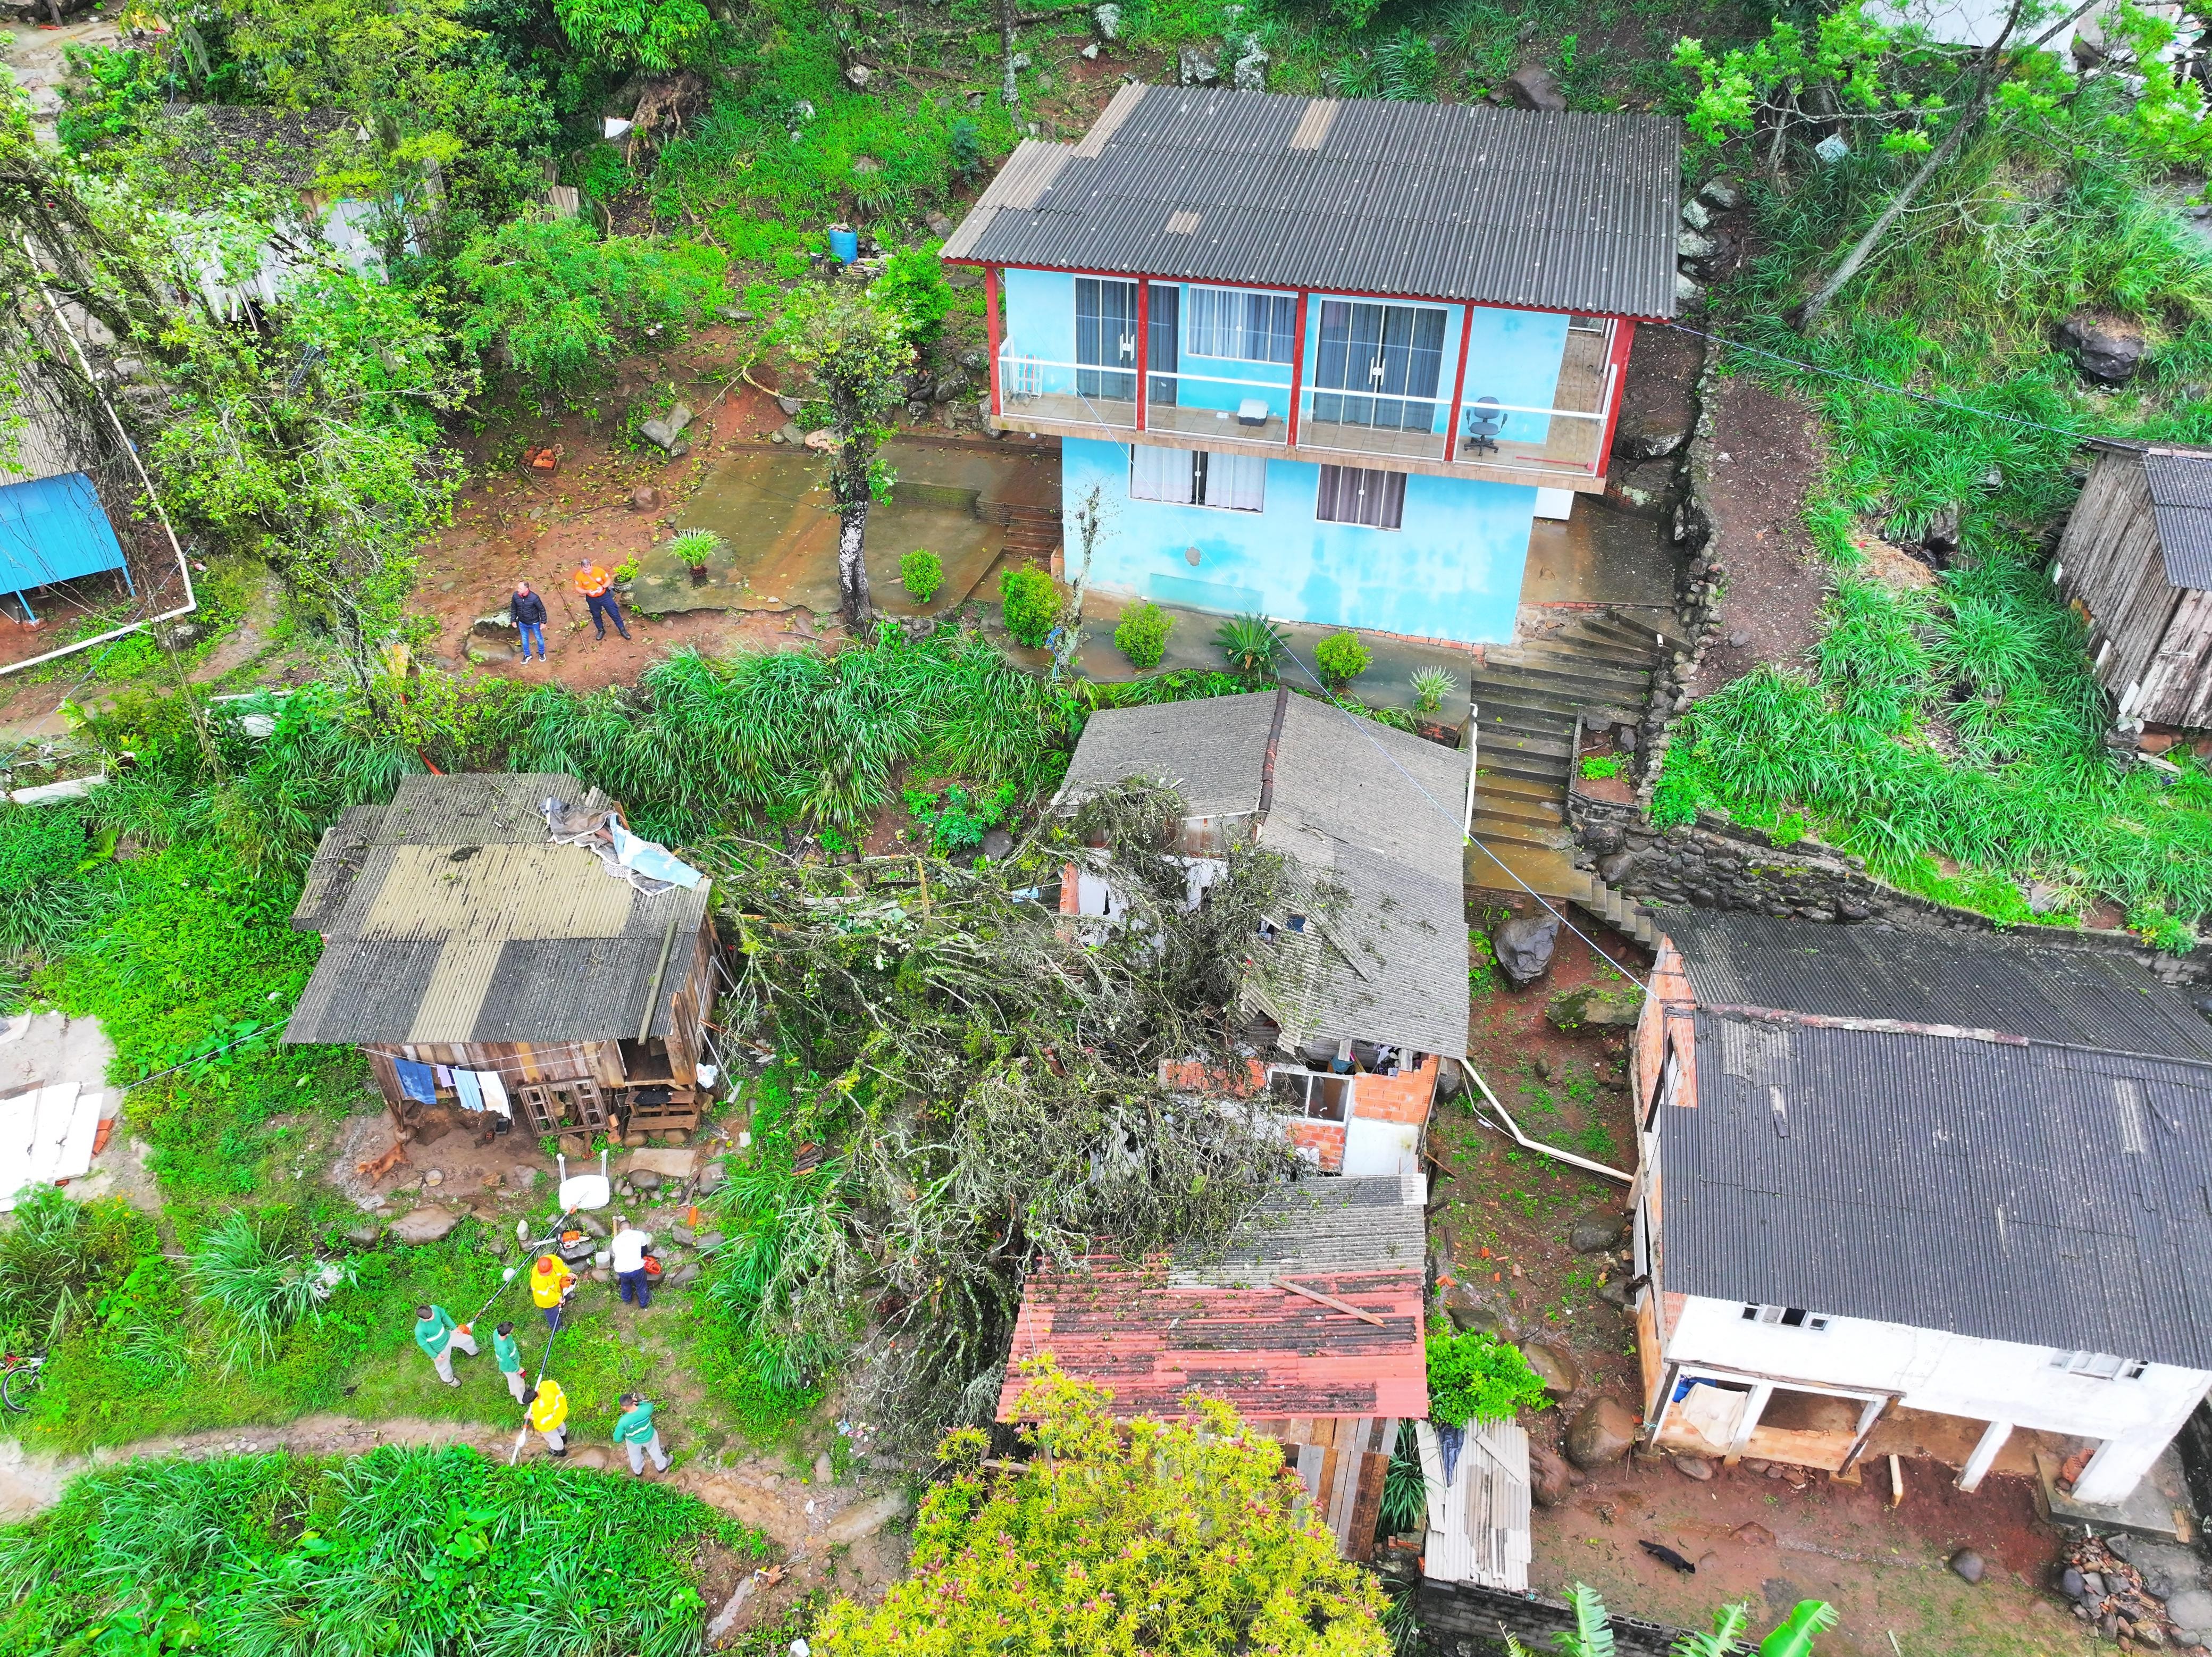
[828,226,859,264]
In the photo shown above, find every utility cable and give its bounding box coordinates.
[1661,319,2096,442]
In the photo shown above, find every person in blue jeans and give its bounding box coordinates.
[510,581,548,660]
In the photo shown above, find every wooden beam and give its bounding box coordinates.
[1278,1277,1386,1326]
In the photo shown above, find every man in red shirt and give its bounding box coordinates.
[574,557,631,641]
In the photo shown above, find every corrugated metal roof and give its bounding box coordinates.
[943,84,1679,319]
[1000,1175,1429,1419]
[1658,909,2212,1062]
[1061,691,1471,1057]
[281,773,710,1047]
[1664,1012,2212,1368]
[2141,449,2212,589]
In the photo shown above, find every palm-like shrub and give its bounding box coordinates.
[1214,613,1286,683]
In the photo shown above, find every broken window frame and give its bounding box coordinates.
[1739,1302,1832,1333]
[1267,1066,1353,1123]
[2048,1350,2148,1380]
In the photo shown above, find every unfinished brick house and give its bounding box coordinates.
[282,773,718,1143]
[999,1173,1427,1561]
[1054,687,1471,1175]
[1631,910,2212,1509]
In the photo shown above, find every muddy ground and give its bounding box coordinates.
[1443,903,2102,1657]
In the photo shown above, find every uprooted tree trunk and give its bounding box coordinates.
[1796,0,2100,328]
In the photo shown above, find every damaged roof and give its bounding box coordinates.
[2141,448,2212,590]
[1060,688,1471,1058]
[282,773,711,1047]
[1658,908,2212,1062]
[1663,1010,2212,1368]
[943,83,1681,320]
[999,1175,1429,1420]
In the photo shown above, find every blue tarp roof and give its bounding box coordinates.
[0,471,128,599]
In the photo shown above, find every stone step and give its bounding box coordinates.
[1471,786,1564,827]
[1474,656,1658,697]
[1504,627,1663,669]
[1467,836,1592,901]
[1471,817,1573,856]
[1470,689,1580,727]
[1478,727,1573,763]
[1477,804,1567,839]
[1473,771,1569,808]
[1477,750,1572,788]
[1569,615,1677,657]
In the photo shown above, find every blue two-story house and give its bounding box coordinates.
[942,85,1680,647]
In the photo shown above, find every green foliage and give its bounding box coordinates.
[1578,755,1623,780]
[1410,665,1456,717]
[553,0,718,74]
[189,1210,353,1372]
[456,215,729,397]
[0,1444,756,1654]
[0,802,118,961]
[1313,630,1373,689]
[903,781,1016,855]
[510,625,1070,842]
[872,244,954,346]
[54,44,173,156]
[1426,1328,1549,1428]
[1505,1585,1838,1657]
[999,566,1062,649]
[1468,928,1499,997]
[668,528,725,568]
[1112,600,1175,670]
[816,1363,1390,1655]
[899,548,944,604]
[1376,1419,1427,1540]
[1215,613,1287,683]
[0,1190,154,1352]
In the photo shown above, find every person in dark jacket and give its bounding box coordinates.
[511,582,548,660]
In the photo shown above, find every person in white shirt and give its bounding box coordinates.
[609,1215,656,1309]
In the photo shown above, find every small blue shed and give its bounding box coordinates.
[0,471,131,623]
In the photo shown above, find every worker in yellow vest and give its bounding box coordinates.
[524,1377,569,1457]
[530,1253,576,1332]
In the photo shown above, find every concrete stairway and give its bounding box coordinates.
[998,502,1062,566]
[1465,610,1680,931]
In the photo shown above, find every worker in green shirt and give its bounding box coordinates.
[613,1391,671,1477]
[492,1321,526,1404]
[414,1303,477,1386]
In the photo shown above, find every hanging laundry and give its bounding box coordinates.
[394,1060,437,1106]
[454,1070,484,1113]
[476,1069,512,1119]
[433,1064,456,1089]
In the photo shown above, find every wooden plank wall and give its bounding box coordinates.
[2141,586,2212,729]
[658,920,715,1083]
[2056,455,2186,715]
[1255,1416,1397,1563]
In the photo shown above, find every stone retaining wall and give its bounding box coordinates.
[1569,786,2212,984]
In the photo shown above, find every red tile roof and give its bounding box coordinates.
[998,1253,1428,1421]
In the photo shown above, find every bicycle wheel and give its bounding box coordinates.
[1,1363,36,1412]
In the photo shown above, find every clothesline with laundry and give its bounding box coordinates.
[393,1059,512,1119]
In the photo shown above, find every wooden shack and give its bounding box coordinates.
[2055,440,2212,730]
[281,772,717,1143]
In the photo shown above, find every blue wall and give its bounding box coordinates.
[1063,437,1534,645]
[1001,270,1571,437]
[0,472,128,599]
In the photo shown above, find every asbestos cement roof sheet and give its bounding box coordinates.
[943,83,1680,319]
[1657,908,2212,1063]
[1664,1011,2212,1368]
[999,1176,1429,1419]
[2142,449,2212,590]
[281,772,709,1047]
[1061,691,1470,1057]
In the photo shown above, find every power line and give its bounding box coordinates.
[1661,319,2093,442]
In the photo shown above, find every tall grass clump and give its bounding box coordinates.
[0,1190,153,1351]
[0,1444,761,1655]
[190,1210,352,1371]
[1666,89,2212,933]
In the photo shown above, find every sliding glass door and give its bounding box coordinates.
[1310,300,1446,432]
[1075,278,1138,402]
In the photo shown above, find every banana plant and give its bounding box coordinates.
[1506,1587,1839,1657]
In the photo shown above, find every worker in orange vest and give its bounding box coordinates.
[573,556,631,641]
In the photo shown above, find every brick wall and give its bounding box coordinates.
[1288,1119,1345,1172]
[1350,1052,1438,1125]
[1161,1057,1268,1095]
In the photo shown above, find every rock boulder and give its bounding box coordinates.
[1506,64,1566,110]
[1563,1397,1638,1469]
[1519,1341,1581,1397]
[1569,1216,1625,1254]
[2056,312,2144,386]
[391,1206,460,1244]
[826,1488,911,1544]
[1529,1441,1574,1508]
[1491,915,1560,985]
[1547,984,1644,1029]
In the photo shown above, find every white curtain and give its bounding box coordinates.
[1202,451,1267,512]
[1187,287,1296,363]
[1130,443,1195,504]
